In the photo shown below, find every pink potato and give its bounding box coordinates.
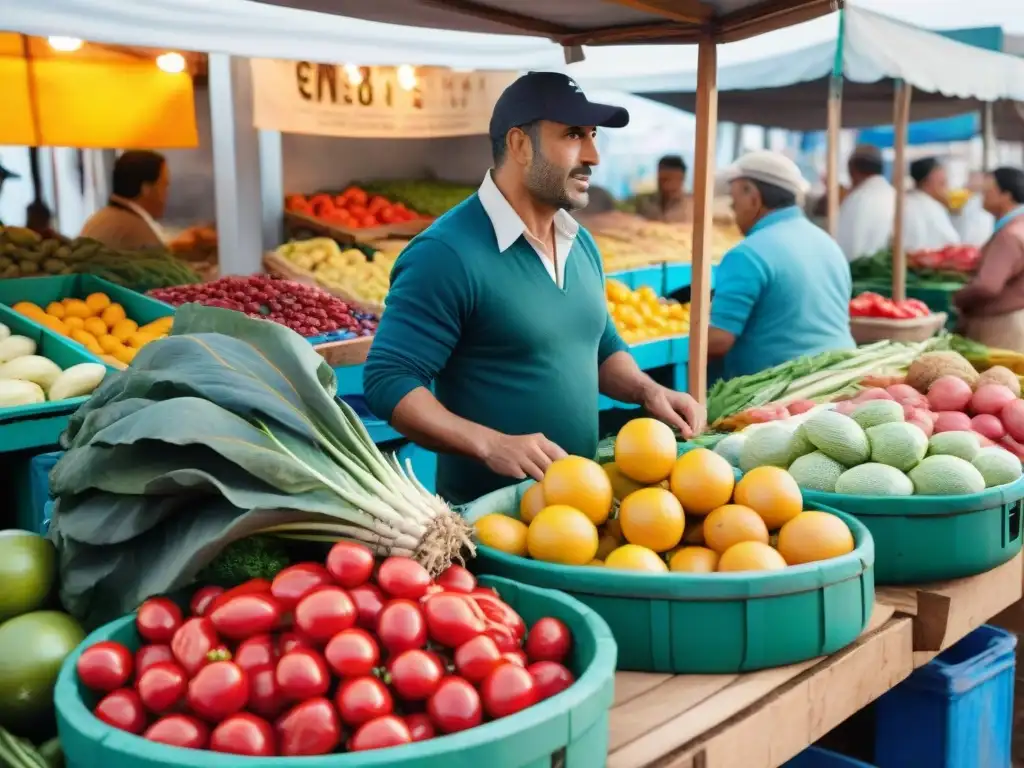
[1000,434,1024,460]
[745,407,783,424]
[933,411,973,433]
[970,384,1018,416]
[853,388,894,402]
[901,404,917,420]
[785,399,816,415]
[908,418,934,437]
[971,413,1006,441]
[887,383,924,401]
[927,376,974,413]
[1001,399,1024,443]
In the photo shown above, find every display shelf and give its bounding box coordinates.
[600,335,690,410]
[609,263,719,297]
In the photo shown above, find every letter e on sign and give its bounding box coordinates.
[296,62,313,101]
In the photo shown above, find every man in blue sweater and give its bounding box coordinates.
[364,72,706,504]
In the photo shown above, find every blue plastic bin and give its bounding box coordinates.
[875,624,1017,768]
[785,747,875,768]
[19,450,61,533]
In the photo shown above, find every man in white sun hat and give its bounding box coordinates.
[708,150,855,380]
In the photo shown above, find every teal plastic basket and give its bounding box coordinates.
[0,304,115,453]
[54,576,617,768]
[803,476,1024,585]
[462,481,875,674]
[0,274,174,326]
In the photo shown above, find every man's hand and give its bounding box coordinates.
[642,385,707,439]
[481,432,568,482]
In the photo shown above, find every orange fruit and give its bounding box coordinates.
[70,329,99,349]
[62,299,93,319]
[717,541,788,572]
[63,316,85,331]
[668,546,720,573]
[45,302,65,319]
[40,316,68,335]
[98,335,123,355]
[733,466,803,530]
[85,292,111,313]
[542,456,613,526]
[114,345,137,365]
[526,505,599,565]
[604,544,668,572]
[777,511,855,565]
[101,303,127,328]
[128,331,157,349]
[702,504,769,554]
[602,462,649,501]
[518,483,546,525]
[13,302,45,321]
[619,487,685,552]
[670,448,735,517]
[111,318,138,341]
[474,514,529,557]
[83,317,108,338]
[614,418,677,484]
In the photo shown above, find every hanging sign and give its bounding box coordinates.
[250,59,516,139]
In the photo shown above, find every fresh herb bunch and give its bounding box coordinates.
[198,536,291,587]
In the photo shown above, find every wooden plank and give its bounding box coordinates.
[608,604,896,768]
[613,673,673,708]
[825,88,841,238]
[686,35,717,405]
[876,552,1023,653]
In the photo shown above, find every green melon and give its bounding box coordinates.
[866,422,929,472]
[803,410,870,467]
[835,463,915,496]
[851,400,905,430]
[972,448,1023,488]
[788,451,846,492]
[909,455,986,496]
[927,431,981,462]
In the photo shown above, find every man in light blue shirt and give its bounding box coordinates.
[709,150,855,380]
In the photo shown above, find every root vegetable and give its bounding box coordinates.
[934,412,973,433]
[971,414,1006,441]
[927,376,974,412]
[1001,400,1024,443]
[970,384,1018,416]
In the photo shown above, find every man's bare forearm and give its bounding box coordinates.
[390,387,500,460]
[598,351,657,404]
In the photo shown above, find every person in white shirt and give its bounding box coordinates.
[901,157,961,253]
[953,171,996,247]
[836,145,896,262]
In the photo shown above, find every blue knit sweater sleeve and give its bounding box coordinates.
[362,238,472,421]
[577,227,629,364]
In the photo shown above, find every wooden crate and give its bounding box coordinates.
[284,210,429,245]
[314,335,373,367]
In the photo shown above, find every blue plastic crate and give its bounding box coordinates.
[19,450,61,534]
[875,624,1016,768]
[785,747,875,768]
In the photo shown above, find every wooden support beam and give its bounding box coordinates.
[890,80,912,303]
[605,0,714,24]
[421,0,572,35]
[826,88,842,237]
[715,0,836,43]
[687,35,718,405]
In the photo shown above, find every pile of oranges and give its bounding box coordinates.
[474,417,856,574]
[606,280,689,345]
[13,293,173,367]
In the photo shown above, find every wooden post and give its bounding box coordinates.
[687,35,718,404]
[891,80,912,303]
[826,89,841,237]
[981,102,995,172]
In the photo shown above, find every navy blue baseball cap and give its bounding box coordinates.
[489,71,630,140]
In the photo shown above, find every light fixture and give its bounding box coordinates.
[344,64,363,86]
[48,36,83,52]
[156,52,186,74]
[396,64,417,91]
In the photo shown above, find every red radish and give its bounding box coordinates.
[908,418,934,437]
[971,414,1006,441]
[901,404,917,420]
[971,384,1018,416]
[785,399,816,415]
[887,384,921,401]
[853,388,894,402]
[745,407,782,424]
[933,411,973,433]
[1000,434,1024,460]
[1001,399,1024,443]
[927,376,974,412]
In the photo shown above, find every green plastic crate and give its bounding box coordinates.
[461,481,875,674]
[0,304,114,452]
[54,575,617,768]
[803,476,1024,585]
[0,274,174,327]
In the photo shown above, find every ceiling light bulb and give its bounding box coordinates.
[48,37,83,52]
[344,64,363,85]
[156,52,186,74]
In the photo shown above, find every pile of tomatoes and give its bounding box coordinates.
[285,188,425,230]
[849,292,931,320]
[75,545,577,757]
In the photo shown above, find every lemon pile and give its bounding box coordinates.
[606,280,689,345]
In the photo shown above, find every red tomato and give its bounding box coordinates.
[466,591,526,641]
[77,641,133,692]
[187,661,249,722]
[235,634,277,673]
[487,628,522,653]
[427,677,482,734]
[95,689,147,734]
[436,565,476,594]
[423,593,486,648]
[136,662,187,714]
[376,599,427,654]
[275,648,331,700]
[145,714,208,749]
[324,628,379,678]
[207,579,273,614]
[294,587,357,642]
[275,698,341,756]
[525,617,572,664]
[209,594,282,640]
[248,667,287,720]
[377,557,432,600]
[136,598,183,644]
[347,189,368,206]
[349,584,386,630]
[481,664,539,719]
[403,712,436,742]
[367,196,389,213]
[528,661,575,700]
[136,645,175,677]
[335,677,393,727]
[388,649,443,701]
[276,631,311,655]
[170,618,220,676]
[189,586,224,617]
[349,715,413,752]
[325,542,375,588]
[210,713,276,756]
[453,634,503,684]
[502,650,527,667]
[271,564,334,610]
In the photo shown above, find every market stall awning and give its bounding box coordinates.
[574,6,1024,132]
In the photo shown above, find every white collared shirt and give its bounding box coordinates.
[836,175,896,262]
[476,171,579,288]
[110,194,168,246]
[902,189,961,252]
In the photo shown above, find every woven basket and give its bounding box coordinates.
[850,312,948,344]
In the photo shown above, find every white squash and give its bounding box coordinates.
[0,355,63,392]
[0,322,10,341]
[0,335,37,363]
[48,362,106,401]
[0,379,45,408]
